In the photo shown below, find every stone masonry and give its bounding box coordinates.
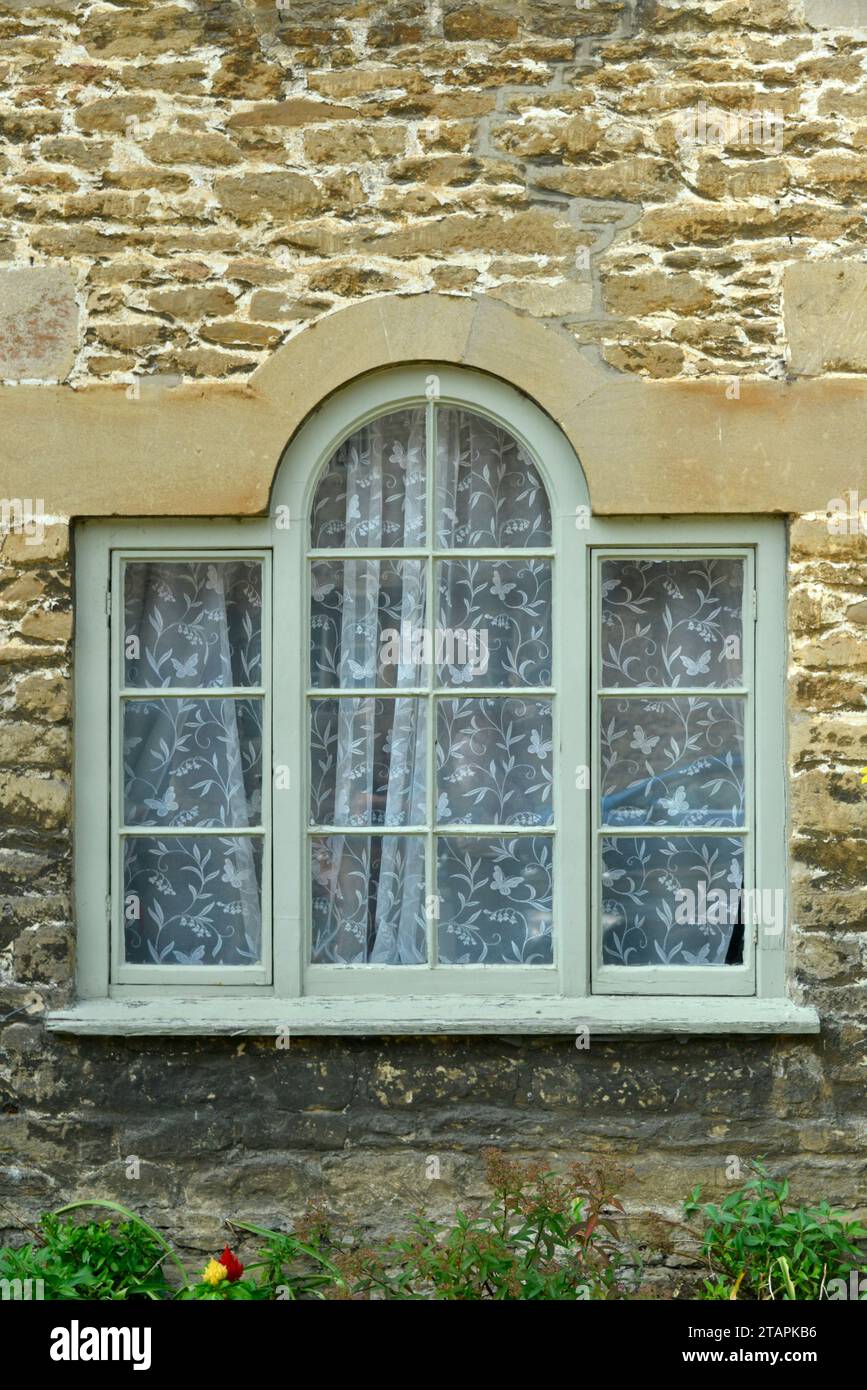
[1,0,867,1281]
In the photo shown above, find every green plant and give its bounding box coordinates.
[685,1161,867,1300]
[0,1202,175,1301]
[0,1154,634,1301]
[346,1149,635,1300]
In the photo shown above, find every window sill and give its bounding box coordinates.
[46,995,820,1037]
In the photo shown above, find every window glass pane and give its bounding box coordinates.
[123,697,262,828]
[600,696,745,829]
[307,396,557,973]
[436,835,553,964]
[311,834,427,964]
[601,557,744,688]
[436,408,551,548]
[123,834,262,966]
[437,698,553,826]
[310,697,426,827]
[437,558,551,688]
[601,834,744,966]
[311,408,426,549]
[124,560,262,689]
[310,558,426,689]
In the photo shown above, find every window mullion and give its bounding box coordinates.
[425,396,437,970]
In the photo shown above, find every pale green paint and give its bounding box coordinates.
[68,365,797,1033]
[47,994,819,1037]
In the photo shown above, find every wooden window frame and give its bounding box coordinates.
[57,365,817,1036]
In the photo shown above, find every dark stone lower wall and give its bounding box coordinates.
[3,1028,863,1282]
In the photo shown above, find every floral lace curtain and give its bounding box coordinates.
[309,406,554,966]
[599,558,746,967]
[121,561,263,966]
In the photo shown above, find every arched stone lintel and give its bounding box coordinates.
[1,292,865,517]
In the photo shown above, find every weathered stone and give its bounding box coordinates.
[803,0,867,26]
[603,340,685,377]
[366,209,582,258]
[534,156,677,202]
[78,5,204,58]
[226,100,357,131]
[0,772,70,829]
[12,924,72,985]
[784,262,867,376]
[74,96,155,135]
[199,320,282,349]
[0,524,68,563]
[0,268,77,382]
[214,173,325,223]
[211,51,283,101]
[790,514,867,559]
[92,322,169,352]
[639,203,860,247]
[0,572,46,604]
[149,286,237,319]
[304,265,400,297]
[18,608,71,643]
[104,169,192,194]
[0,720,69,768]
[603,271,713,316]
[142,131,243,167]
[496,114,606,159]
[248,290,295,321]
[122,60,209,96]
[149,347,255,378]
[795,629,867,670]
[303,125,407,163]
[693,155,790,199]
[14,672,70,723]
[488,279,592,317]
[0,107,61,140]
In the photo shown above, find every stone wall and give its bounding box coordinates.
[1,0,866,1280]
[2,0,867,385]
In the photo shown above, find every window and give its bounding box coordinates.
[68,366,808,1033]
[307,403,555,973]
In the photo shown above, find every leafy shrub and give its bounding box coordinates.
[0,1203,174,1301]
[171,1153,637,1301]
[335,1149,635,1300]
[685,1160,867,1300]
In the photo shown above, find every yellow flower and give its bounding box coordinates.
[861,767,867,786]
[202,1258,228,1287]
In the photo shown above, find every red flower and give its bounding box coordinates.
[219,1246,244,1282]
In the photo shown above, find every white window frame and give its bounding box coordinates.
[59,365,818,1036]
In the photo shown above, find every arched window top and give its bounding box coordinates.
[310,402,552,551]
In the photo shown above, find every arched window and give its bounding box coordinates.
[307,400,556,967]
[71,364,795,1033]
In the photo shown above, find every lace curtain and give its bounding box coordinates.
[599,558,746,967]
[122,561,263,966]
[309,406,555,965]
[118,422,748,974]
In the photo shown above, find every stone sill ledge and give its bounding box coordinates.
[46,996,820,1037]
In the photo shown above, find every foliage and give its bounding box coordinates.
[335,1150,635,1300]
[684,1160,867,1300]
[0,1204,172,1301]
[8,1156,864,1302]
